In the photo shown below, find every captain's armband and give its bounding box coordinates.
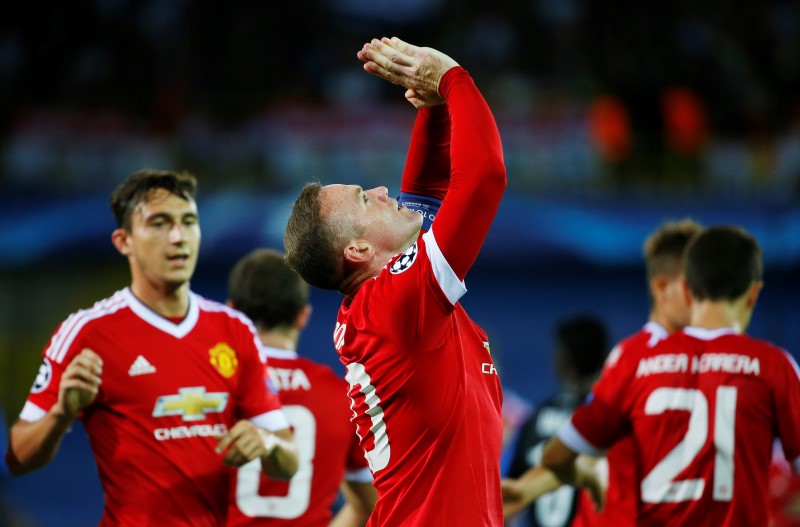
[398,193,442,231]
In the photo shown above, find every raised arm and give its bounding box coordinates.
[358,37,506,280]
[397,105,450,231]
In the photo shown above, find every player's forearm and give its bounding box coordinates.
[259,432,299,481]
[329,503,371,527]
[6,409,74,475]
[400,105,451,199]
[331,480,376,527]
[516,465,567,504]
[429,68,506,279]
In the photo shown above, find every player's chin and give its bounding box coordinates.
[162,267,195,286]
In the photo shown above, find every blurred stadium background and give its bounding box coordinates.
[0,1,798,525]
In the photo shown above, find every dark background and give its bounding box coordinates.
[0,1,798,525]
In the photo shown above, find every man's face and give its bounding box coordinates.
[117,188,201,289]
[320,184,423,255]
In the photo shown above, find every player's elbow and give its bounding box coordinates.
[5,447,38,476]
[477,163,507,200]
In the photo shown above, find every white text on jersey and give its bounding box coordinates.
[636,353,761,378]
[268,367,312,391]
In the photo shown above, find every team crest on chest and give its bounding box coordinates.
[209,343,238,378]
[390,243,418,274]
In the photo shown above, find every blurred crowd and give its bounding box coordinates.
[1,0,799,196]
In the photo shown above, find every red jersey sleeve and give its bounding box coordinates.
[773,349,800,472]
[427,67,506,280]
[22,315,91,421]
[233,321,288,431]
[401,104,451,200]
[561,344,637,455]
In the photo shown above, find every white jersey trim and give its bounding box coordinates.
[345,466,374,483]
[422,229,467,306]
[261,346,298,360]
[250,409,291,432]
[557,420,606,457]
[643,321,669,347]
[123,288,200,339]
[19,401,47,422]
[780,349,800,381]
[46,291,127,364]
[683,326,740,340]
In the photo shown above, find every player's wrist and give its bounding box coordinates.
[50,401,77,425]
[257,428,279,458]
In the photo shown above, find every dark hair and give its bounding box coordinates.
[684,225,762,301]
[228,248,309,330]
[283,182,353,290]
[643,218,703,281]
[555,314,609,380]
[110,169,198,229]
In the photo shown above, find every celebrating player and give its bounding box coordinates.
[284,37,590,526]
[226,248,376,526]
[502,225,800,527]
[5,169,298,526]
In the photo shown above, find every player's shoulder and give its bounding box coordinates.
[56,288,131,332]
[192,292,255,329]
[730,333,798,369]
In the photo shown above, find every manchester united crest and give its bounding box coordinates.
[390,243,418,274]
[209,343,238,378]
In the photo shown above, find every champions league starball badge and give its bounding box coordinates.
[390,243,418,274]
[31,358,53,393]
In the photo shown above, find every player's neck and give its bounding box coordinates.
[649,313,679,334]
[339,258,387,298]
[130,280,190,318]
[689,300,747,333]
[258,329,298,351]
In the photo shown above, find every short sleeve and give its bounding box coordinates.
[560,352,635,455]
[774,349,800,473]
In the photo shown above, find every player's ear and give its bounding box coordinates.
[650,275,668,303]
[680,277,692,305]
[746,280,763,308]
[111,228,132,256]
[343,240,374,265]
[295,304,312,331]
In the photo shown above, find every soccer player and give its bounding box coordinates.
[226,248,376,526]
[283,37,581,527]
[505,314,610,527]
[503,225,800,527]
[5,169,299,526]
[505,220,702,527]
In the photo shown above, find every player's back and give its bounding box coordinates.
[229,348,367,527]
[629,327,800,527]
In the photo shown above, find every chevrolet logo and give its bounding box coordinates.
[153,387,229,422]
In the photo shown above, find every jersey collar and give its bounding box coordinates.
[260,344,298,360]
[683,326,741,340]
[122,287,199,338]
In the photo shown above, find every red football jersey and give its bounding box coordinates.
[21,288,288,527]
[574,321,669,527]
[228,346,371,527]
[334,230,504,527]
[562,326,800,527]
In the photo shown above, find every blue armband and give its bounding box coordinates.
[398,192,442,232]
